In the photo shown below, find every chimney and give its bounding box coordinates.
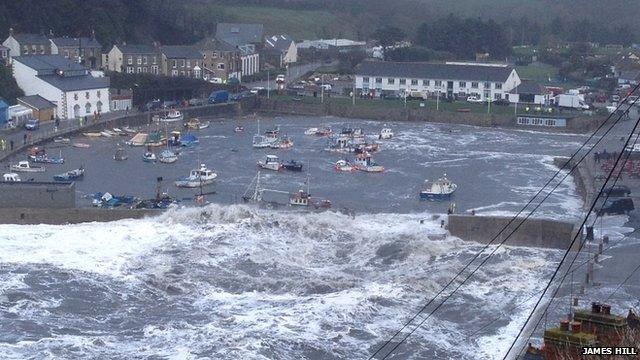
[9,27,14,36]
[560,319,570,331]
[571,321,582,334]
[601,304,611,315]
[592,302,601,313]
[91,29,96,40]
[49,29,54,37]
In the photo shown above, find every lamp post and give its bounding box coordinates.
[267,69,270,99]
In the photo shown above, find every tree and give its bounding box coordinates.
[0,65,24,104]
[371,26,406,60]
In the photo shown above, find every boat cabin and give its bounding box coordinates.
[290,190,310,206]
[265,155,279,163]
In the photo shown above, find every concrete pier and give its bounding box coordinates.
[448,214,579,250]
[0,208,160,225]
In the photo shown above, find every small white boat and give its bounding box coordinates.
[3,173,21,182]
[156,110,183,123]
[174,164,218,188]
[158,149,178,164]
[184,118,210,130]
[112,128,128,136]
[257,155,283,171]
[335,159,357,172]
[10,161,45,173]
[379,128,394,139]
[73,142,91,148]
[252,134,276,148]
[304,127,319,135]
[100,130,116,137]
[122,126,138,134]
[270,137,294,149]
[53,137,70,144]
[420,174,457,200]
[354,153,384,172]
[234,126,244,133]
[142,151,156,162]
[83,132,102,138]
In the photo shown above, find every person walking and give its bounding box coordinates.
[23,133,27,145]
[0,139,5,151]
[10,140,14,150]
[27,132,32,144]
[54,117,60,132]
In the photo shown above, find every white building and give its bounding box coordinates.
[264,35,297,67]
[12,55,110,119]
[355,60,521,101]
[297,39,366,50]
[507,80,552,105]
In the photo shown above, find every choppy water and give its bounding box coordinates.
[0,115,613,359]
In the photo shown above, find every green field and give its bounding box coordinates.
[516,63,559,83]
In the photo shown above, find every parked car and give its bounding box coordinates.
[320,84,332,91]
[493,99,511,106]
[230,91,254,101]
[598,198,634,216]
[382,93,401,100]
[24,119,40,130]
[250,87,265,94]
[276,74,286,83]
[603,185,631,197]
[162,100,178,109]
[144,100,162,111]
[208,90,229,104]
[208,77,223,84]
[188,98,206,106]
[466,95,483,103]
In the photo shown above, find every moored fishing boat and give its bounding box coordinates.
[257,155,283,171]
[354,153,384,172]
[53,167,84,181]
[53,136,70,144]
[420,174,457,200]
[304,127,319,135]
[174,164,217,188]
[90,192,137,207]
[270,136,294,149]
[145,132,164,147]
[335,159,357,172]
[283,160,304,171]
[29,154,64,164]
[234,126,244,133]
[252,134,274,148]
[379,128,394,139]
[10,161,45,173]
[158,149,178,164]
[155,109,183,123]
[142,151,157,162]
[184,118,210,130]
[180,133,199,147]
[315,127,333,136]
[324,136,352,153]
[83,132,102,137]
[73,142,91,148]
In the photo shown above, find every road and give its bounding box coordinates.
[243,61,330,91]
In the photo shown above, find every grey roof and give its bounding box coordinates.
[39,74,109,91]
[17,95,57,110]
[161,45,202,59]
[194,37,238,52]
[117,44,157,55]
[356,60,515,82]
[13,55,87,72]
[216,23,264,46]
[12,33,49,45]
[50,37,101,48]
[509,80,550,95]
[264,35,294,52]
[0,45,8,50]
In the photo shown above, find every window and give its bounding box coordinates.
[97,90,101,98]
[362,77,369,83]
[64,50,70,58]
[137,57,142,65]
[375,77,382,84]
[152,56,157,64]
[180,70,185,76]
[187,60,191,67]
[85,102,91,114]
[459,81,466,88]
[85,92,90,99]
[435,80,442,87]
[143,56,147,65]
[137,67,141,73]
[387,78,395,84]
[74,93,78,101]
[127,56,133,65]
[484,82,491,88]
[471,82,478,88]
[126,66,134,74]
[495,83,502,89]
[411,79,418,86]
[494,93,501,100]
[422,80,430,86]
[181,59,185,67]
[39,45,44,54]
[22,45,28,54]
[399,78,406,85]
[172,69,178,76]
[142,67,148,73]
[97,101,102,113]
[151,65,158,74]
[217,63,225,70]
[173,60,177,68]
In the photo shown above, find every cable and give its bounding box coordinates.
[514,131,640,357]
[501,115,640,360]
[605,262,640,303]
[375,104,640,360]
[367,83,640,360]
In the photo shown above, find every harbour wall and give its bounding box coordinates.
[255,98,605,133]
[0,181,76,209]
[0,207,160,225]
[447,214,580,250]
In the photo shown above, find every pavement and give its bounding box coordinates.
[0,110,131,162]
